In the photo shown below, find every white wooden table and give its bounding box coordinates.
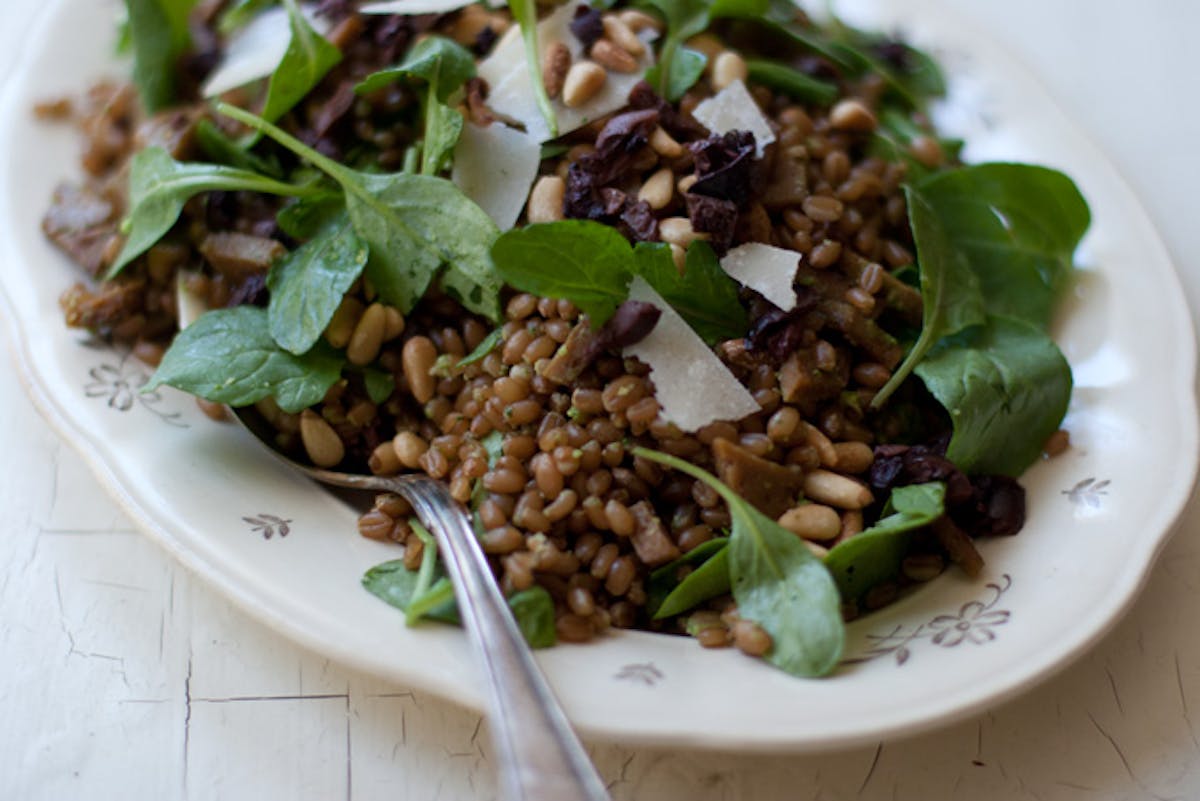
[4,2,1200,798]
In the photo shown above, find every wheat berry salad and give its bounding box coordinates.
[39,0,1089,679]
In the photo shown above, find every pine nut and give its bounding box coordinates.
[542,42,571,99]
[649,126,683,158]
[602,15,645,56]
[830,98,878,132]
[527,175,565,223]
[659,217,708,248]
[637,167,674,210]
[381,305,405,341]
[801,421,839,468]
[392,431,427,469]
[712,51,748,91]
[590,39,638,73]
[617,9,661,33]
[841,510,864,538]
[402,336,438,403]
[562,61,607,107]
[300,410,344,468]
[777,504,842,541]
[832,441,874,474]
[368,440,402,475]
[802,469,873,509]
[324,296,363,348]
[669,244,687,272]
[677,174,698,193]
[347,302,387,366]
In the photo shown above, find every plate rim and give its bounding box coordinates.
[2,0,1197,752]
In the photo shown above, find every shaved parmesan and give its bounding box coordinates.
[720,242,801,311]
[625,277,759,432]
[202,5,332,98]
[477,1,656,143]
[360,0,475,13]
[691,80,776,157]
[451,122,542,230]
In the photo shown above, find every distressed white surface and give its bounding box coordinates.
[6,0,1200,799]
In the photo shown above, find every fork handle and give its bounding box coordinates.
[402,477,611,801]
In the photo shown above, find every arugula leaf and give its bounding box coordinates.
[507,0,557,139]
[914,316,1072,476]
[125,0,197,112]
[915,163,1091,329]
[266,211,369,355]
[196,118,284,177]
[872,184,985,407]
[109,147,317,278]
[458,328,503,367]
[823,483,945,601]
[405,520,441,625]
[644,0,768,98]
[648,538,730,619]
[644,47,707,102]
[745,59,838,105]
[355,36,476,101]
[635,448,844,678]
[257,0,342,125]
[217,0,275,35]
[356,36,476,176]
[507,586,557,648]
[362,367,396,404]
[632,242,747,344]
[218,103,503,321]
[361,560,557,647]
[145,306,344,412]
[275,193,346,240]
[490,220,634,325]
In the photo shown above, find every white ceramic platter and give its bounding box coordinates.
[1,0,1196,752]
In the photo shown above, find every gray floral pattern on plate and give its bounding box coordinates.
[83,349,187,428]
[1063,477,1110,510]
[845,575,1013,666]
[244,514,293,539]
[615,663,664,686]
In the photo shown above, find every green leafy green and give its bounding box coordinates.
[257,0,342,125]
[361,560,557,647]
[355,36,476,100]
[356,37,476,176]
[109,146,317,278]
[915,163,1091,329]
[490,221,634,325]
[266,211,369,355]
[196,118,283,177]
[507,586,557,648]
[362,368,396,404]
[914,316,1073,476]
[632,242,747,344]
[635,448,843,678]
[872,184,985,406]
[648,538,730,619]
[824,483,945,601]
[275,193,346,240]
[492,222,746,337]
[405,520,441,625]
[644,47,707,102]
[507,0,557,139]
[458,328,503,368]
[218,102,502,321]
[145,306,343,412]
[745,59,838,105]
[124,0,197,112]
[642,0,768,98]
[217,0,275,35]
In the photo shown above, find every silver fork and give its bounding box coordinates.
[177,275,609,801]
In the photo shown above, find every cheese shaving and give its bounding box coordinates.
[624,277,759,432]
[360,0,477,13]
[691,80,776,157]
[451,122,542,230]
[720,242,801,311]
[477,1,655,143]
[202,5,332,98]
